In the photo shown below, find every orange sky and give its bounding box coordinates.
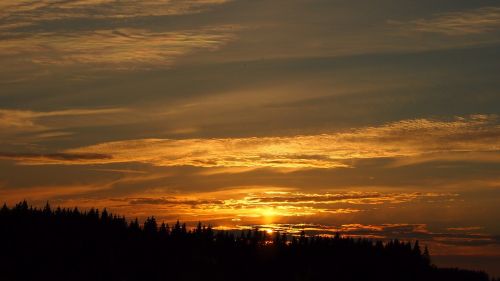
[1,0,500,277]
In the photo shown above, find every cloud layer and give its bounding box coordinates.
[0,0,235,74]
[0,27,236,70]
[0,107,128,144]
[398,7,500,35]
[0,0,229,28]
[5,115,498,168]
[1,2,499,274]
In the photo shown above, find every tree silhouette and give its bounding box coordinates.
[144,216,158,235]
[0,201,493,281]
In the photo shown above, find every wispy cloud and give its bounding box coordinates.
[0,0,230,30]
[6,114,498,168]
[0,152,111,162]
[0,170,170,203]
[0,108,126,130]
[393,7,500,35]
[0,26,236,70]
[128,197,224,207]
[0,1,236,76]
[233,191,456,206]
[0,108,127,142]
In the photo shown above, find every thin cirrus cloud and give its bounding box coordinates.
[235,191,456,206]
[125,191,453,209]
[393,6,500,36]
[0,108,127,130]
[0,1,236,75]
[0,27,236,70]
[3,114,498,168]
[0,108,128,142]
[0,0,230,28]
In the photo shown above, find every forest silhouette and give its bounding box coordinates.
[0,201,496,281]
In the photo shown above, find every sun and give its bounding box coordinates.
[259,207,278,224]
[260,207,277,218]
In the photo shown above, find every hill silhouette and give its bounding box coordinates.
[0,201,496,281]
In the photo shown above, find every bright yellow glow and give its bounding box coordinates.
[260,208,277,218]
[1,186,457,224]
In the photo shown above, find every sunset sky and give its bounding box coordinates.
[1,0,500,275]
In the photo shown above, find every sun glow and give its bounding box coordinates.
[258,207,276,224]
[260,207,278,218]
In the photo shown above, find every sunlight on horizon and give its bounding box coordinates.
[1,0,499,277]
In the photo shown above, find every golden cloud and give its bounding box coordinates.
[6,114,498,168]
[20,188,451,222]
[0,0,230,28]
[0,27,236,70]
[0,1,236,80]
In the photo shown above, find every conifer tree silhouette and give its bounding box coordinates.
[0,201,493,281]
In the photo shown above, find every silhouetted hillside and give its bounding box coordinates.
[0,201,495,281]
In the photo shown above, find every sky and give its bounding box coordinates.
[1,0,500,276]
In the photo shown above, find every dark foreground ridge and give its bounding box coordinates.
[0,201,496,281]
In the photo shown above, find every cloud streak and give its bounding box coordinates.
[237,191,456,206]
[0,0,230,30]
[0,26,236,70]
[0,107,128,143]
[394,7,500,36]
[0,108,126,130]
[0,1,236,76]
[0,152,111,162]
[6,114,498,168]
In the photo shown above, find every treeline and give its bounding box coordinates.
[0,201,495,281]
